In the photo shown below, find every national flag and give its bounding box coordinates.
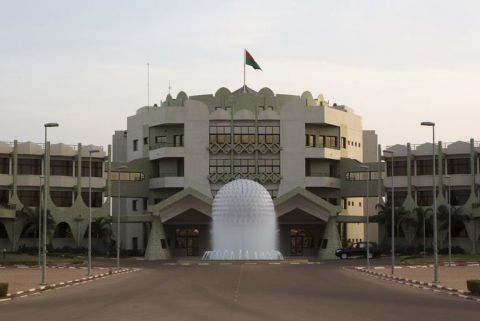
[245,50,262,71]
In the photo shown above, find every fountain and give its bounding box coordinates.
[203,179,283,260]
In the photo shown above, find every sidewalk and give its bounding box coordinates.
[0,266,110,294]
[384,265,479,291]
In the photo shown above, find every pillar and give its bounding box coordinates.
[318,215,342,260]
[144,215,171,260]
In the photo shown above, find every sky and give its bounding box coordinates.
[1,0,480,149]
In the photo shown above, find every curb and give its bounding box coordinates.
[352,267,480,303]
[0,268,140,302]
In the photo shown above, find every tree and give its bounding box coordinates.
[90,217,113,252]
[18,207,55,246]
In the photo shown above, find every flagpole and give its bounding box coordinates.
[243,49,246,93]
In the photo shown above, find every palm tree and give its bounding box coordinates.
[18,207,55,246]
[90,217,113,255]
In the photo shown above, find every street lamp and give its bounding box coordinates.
[360,164,370,269]
[383,150,395,275]
[116,165,128,269]
[421,121,439,283]
[444,175,452,265]
[38,175,44,268]
[87,149,100,276]
[42,122,59,285]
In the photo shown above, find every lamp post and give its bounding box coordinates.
[360,165,370,269]
[421,121,438,283]
[383,150,395,275]
[87,149,100,276]
[116,165,128,269]
[42,123,59,285]
[38,175,44,268]
[444,175,452,265]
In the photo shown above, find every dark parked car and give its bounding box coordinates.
[335,242,380,259]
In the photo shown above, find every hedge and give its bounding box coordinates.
[467,279,480,295]
[0,283,8,297]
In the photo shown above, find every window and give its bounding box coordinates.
[155,136,167,144]
[81,191,103,207]
[173,135,184,147]
[143,198,148,210]
[109,171,145,181]
[416,159,440,175]
[234,159,255,174]
[81,160,103,177]
[447,158,470,175]
[258,159,280,174]
[133,139,138,151]
[417,190,433,206]
[234,126,255,144]
[386,160,409,176]
[209,126,231,144]
[450,189,469,206]
[209,159,231,174]
[305,134,316,147]
[258,126,280,144]
[51,191,73,207]
[50,160,73,176]
[132,200,138,211]
[17,190,40,207]
[325,136,338,148]
[143,137,148,145]
[0,158,9,174]
[341,137,347,149]
[18,158,42,175]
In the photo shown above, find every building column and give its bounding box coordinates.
[144,215,171,260]
[318,215,342,260]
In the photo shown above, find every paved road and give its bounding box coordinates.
[1,261,478,321]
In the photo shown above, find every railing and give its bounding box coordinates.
[390,141,477,151]
[306,171,340,178]
[154,171,183,178]
[150,142,184,150]
[0,203,16,210]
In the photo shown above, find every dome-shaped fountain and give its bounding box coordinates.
[203,179,283,260]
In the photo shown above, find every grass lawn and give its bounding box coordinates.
[401,254,480,265]
[0,253,85,266]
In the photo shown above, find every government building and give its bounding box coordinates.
[111,86,382,259]
[2,86,478,259]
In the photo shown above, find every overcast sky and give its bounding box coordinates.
[1,0,480,149]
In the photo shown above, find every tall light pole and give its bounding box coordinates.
[87,149,100,276]
[116,165,128,269]
[38,175,44,268]
[421,121,438,283]
[383,150,395,275]
[444,175,452,265]
[360,165,370,269]
[42,122,59,285]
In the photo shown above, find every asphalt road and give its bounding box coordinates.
[1,260,478,321]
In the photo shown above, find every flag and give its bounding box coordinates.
[245,50,262,71]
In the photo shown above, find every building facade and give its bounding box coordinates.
[112,86,381,259]
[0,141,111,251]
[382,140,480,253]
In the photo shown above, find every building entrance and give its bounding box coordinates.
[175,229,199,256]
[289,228,313,256]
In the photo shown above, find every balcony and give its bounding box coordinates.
[305,147,341,160]
[79,177,106,189]
[0,174,12,187]
[149,143,185,160]
[305,173,341,188]
[0,204,16,219]
[50,176,76,188]
[149,174,185,189]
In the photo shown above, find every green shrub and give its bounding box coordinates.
[0,283,8,297]
[467,279,480,295]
